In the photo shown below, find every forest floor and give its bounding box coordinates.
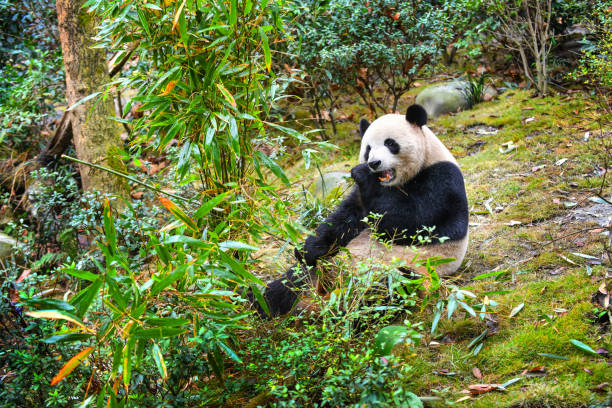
[251,86,612,407]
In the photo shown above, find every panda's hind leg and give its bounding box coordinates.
[345,230,468,277]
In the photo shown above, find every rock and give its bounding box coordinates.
[555,24,594,60]
[0,232,17,259]
[310,172,351,202]
[415,81,498,118]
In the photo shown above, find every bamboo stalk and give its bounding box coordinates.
[61,154,194,203]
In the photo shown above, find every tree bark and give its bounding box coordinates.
[56,0,129,197]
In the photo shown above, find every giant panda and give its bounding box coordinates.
[258,104,469,317]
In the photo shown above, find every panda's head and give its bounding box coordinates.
[358,104,428,187]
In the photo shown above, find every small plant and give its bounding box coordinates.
[462,73,490,108]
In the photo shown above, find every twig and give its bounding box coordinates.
[540,227,604,248]
[109,42,139,78]
[61,154,194,203]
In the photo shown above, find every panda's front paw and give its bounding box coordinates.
[300,235,331,266]
[350,163,372,186]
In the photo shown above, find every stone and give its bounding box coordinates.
[415,81,498,118]
[0,232,17,259]
[310,171,352,202]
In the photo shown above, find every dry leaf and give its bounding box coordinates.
[159,80,177,96]
[472,367,483,379]
[467,384,502,395]
[523,365,547,377]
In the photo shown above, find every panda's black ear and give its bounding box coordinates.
[405,104,427,127]
[359,118,370,139]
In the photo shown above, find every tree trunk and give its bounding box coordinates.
[56,0,129,197]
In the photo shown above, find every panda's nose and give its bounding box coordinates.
[368,160,381,171]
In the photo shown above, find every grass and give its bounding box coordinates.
[256,86,611,406]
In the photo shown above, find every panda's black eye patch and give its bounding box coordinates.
[364,145,371,161]
[384,138,400,154]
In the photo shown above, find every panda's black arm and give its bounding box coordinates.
[299,187,368,266]
[356,162,469,243]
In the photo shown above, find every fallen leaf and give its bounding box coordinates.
[538,352,569,360]
[505,220,522,226]
[583,368,593,375]
[509,303,525,318]
[131,191,144,200]
[523,365,547,377]
[472,367,483,379]
[590,382,609,393]
[596,348,609,356]
[467,384,502,395]
[555,158,568,166]
[455,396,471,403]
[499,140,517,153]
[570,339,598,355]
[522,116,535,124]
[435,368,456,376]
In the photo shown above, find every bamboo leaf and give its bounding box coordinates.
[50,346,94,386]
[194,192,228,219]
[218,251,264,285]
[569,339,598,355]
[509,302,524,318]
[132,327,187,339]
[43,333,93,344]
[172,0,187,32]
[537,352,569,360]
[159,196,199,233]
[216,82,237,108]
[145,317,190,327]
[255,151,290,186]
[26,310,88,331]
[219,240,258,251]
[66,92,101,112]
[159,80,177,96]
[259,27,271,72]
[103,197,117,253]
[152,343,168,379]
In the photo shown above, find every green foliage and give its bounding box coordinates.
[290,0,454,113]
[0,0,63,148]
[572,1,612,92]
[0,268,88,408]
[87,0,327,192]
[242,317,422,407]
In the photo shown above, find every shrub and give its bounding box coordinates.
[294,0,454,114]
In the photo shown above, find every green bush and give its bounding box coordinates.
[0,0,63,148]
[292,0,455,114]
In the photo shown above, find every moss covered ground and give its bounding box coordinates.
[263,87,611,406]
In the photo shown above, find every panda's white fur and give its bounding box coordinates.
[350,113,468,277]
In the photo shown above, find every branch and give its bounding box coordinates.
[61,154,195,203]
[35,111,73,166]
[109,42,139,78]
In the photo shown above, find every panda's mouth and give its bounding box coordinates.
[377,168,396,184]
